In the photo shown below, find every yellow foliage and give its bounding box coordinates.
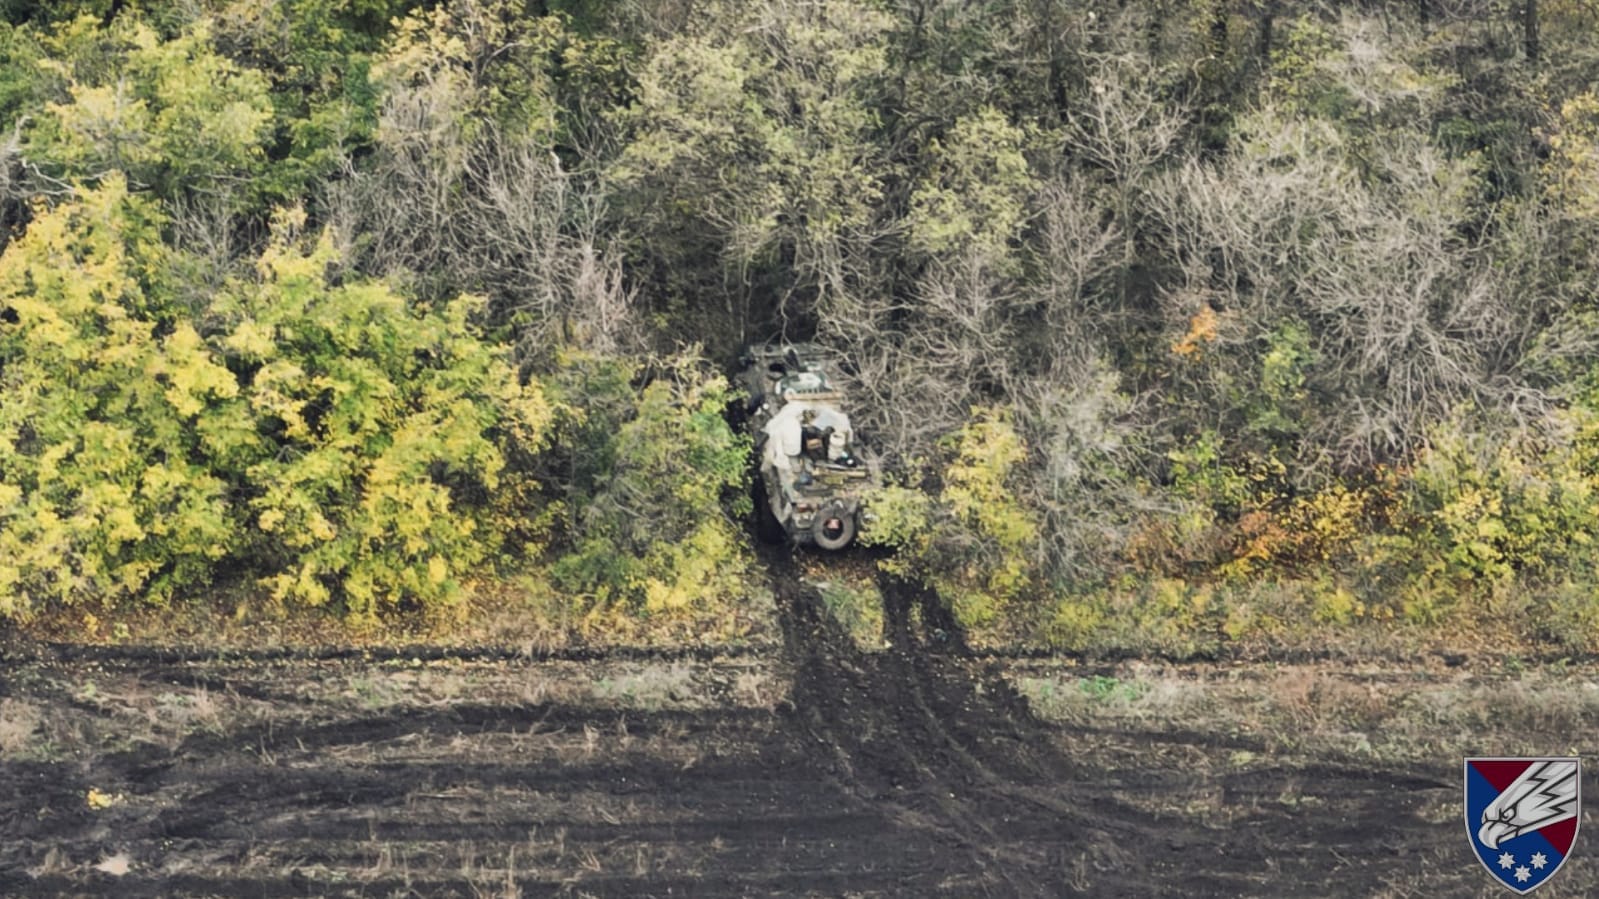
[155,324,238,417]
[905,407,1044,633]
[0,178,238,613]
[1048,597,1106,646]
[1546,91,1599,222]
[222,319,275,361]
[1172,305,1220,358]
[0,182,558,623]
[86,788,123,810]
[1311,583,1364,624]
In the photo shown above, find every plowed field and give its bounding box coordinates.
[2,564,1596,897]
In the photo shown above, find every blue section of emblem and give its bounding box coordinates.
[1467,764,1565,893]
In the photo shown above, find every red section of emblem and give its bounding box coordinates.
[1542,817,1578,855]
[1471,759,1531,793]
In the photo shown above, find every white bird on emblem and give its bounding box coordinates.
[1479,760,1579,850]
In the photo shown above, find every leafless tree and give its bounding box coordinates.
[0,119,77,256]
[1147,107,1583,470]
[330,106,638,365]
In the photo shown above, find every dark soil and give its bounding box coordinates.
[0,553,1593,897]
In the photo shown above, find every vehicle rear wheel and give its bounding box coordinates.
[811,505,856,551]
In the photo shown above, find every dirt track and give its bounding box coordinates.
[2,560,1597,897]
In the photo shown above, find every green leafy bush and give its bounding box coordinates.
[547,352,752,633]
[0,183,554,623]
[862,406,1041,634]
[23,16,274,206]
[0,179,235,614]
[217,211,555,622]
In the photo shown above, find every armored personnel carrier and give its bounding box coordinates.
[738,344,878,550]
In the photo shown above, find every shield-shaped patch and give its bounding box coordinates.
[1465,757,1581,894]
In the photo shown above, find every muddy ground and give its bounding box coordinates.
[2,560,1598,897]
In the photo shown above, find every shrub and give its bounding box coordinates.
[1530,569,1599,653]
[217,212,556,623]
[547,352,753,632]
[862,406,1042,634]
[23,16,274,209]
[1406,417,1598,585]
[0,182,555,623]
[0,178,235,616]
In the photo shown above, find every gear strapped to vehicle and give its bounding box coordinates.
[738,344,878,549]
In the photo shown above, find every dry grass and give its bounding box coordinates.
[732,668,778,708]
[1014,658,1599,768]
[589,663,695,709]
[11,566,782,654]
[0,699,42,756]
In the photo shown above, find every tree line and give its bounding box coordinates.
[5,0,1599,648]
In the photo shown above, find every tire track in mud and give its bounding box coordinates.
[759,548,1586,898]
[0,625,983,897]
[4,551,1597,896]
[2,545,1156,897]
[767,549,1183,896]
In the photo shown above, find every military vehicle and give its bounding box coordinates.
[738,343,878,550]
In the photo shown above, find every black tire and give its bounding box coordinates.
[811,505,857,551]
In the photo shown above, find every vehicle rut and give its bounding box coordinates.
[1,551,1593,896]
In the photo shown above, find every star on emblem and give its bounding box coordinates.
[1498,852,1515,869]
[1515,866,1531,883]
[1531,852,1547,870]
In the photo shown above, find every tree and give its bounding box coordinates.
[217,210,556,622]
[863,407,1042,634]
[332,3,634,361]
[610,0,898,351]
[21,16,273,209]
[547,352,752,635]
